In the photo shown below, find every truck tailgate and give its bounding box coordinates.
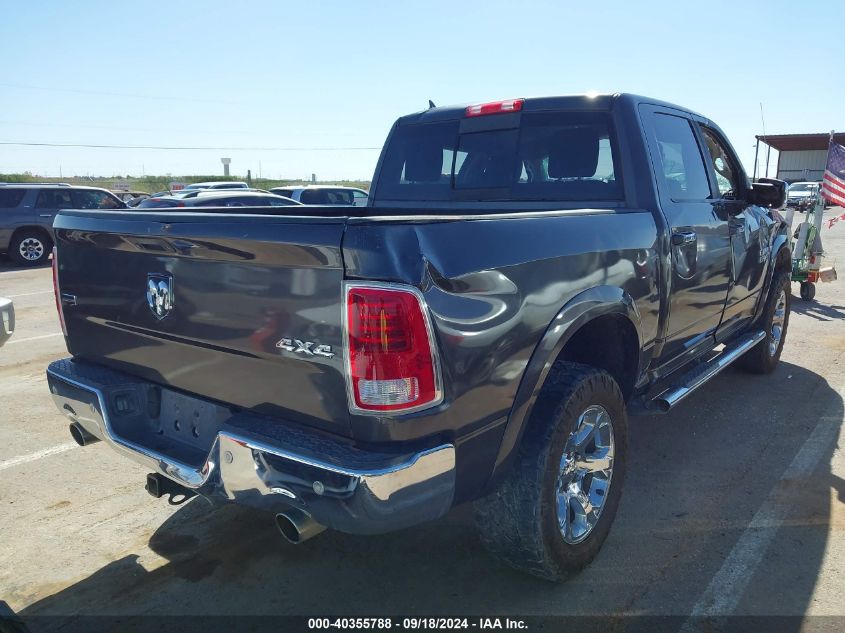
[54,210,352,436]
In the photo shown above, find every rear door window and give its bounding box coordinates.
[376,112,622,202]
[36,189,73,208]
[298,189,354,204]
[324,189,354,205]
[0,189,27,208]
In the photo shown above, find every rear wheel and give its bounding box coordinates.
[474,363,627,581]
[10,231,51,266]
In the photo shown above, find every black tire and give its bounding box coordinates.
[737,271,791,374]
[474,362,627,581]
[9,230,51,266]
[799,281,816,302]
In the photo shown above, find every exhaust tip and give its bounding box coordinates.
[274,508,326,545]
[275,513,302,544]
[654,398,672,413]
[69,422,99,446]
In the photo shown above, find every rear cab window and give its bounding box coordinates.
[374,111,623,203]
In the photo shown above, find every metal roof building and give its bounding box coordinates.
[755,132,844,183]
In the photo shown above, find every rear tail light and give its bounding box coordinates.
[465,98,524,117]
[345,284,442,413]
[51,247,67,337]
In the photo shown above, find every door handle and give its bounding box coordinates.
[672,231,697,246]
[39,214,54,218]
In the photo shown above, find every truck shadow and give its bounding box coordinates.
[15,362,843,629]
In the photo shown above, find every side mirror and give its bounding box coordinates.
[749,178,786,208]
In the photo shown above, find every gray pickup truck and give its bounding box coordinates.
[46,93,790,581]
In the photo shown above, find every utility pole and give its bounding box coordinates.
[759,103,770,178]
[752,141,759,182]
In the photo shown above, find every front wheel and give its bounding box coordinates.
[474,363,627,581]
[737,271,791,374]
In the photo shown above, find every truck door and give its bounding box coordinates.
[640,106,731,365]
[697,124,770,340]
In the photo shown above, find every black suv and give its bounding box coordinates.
[0,184,124,265]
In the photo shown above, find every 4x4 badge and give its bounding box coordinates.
[146,273,174,320]
[276,338,334,358]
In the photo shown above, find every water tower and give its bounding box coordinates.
[221,157,231,177]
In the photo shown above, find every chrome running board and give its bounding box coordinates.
[638,330,766,414]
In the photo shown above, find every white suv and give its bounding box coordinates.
[269,185,368,206]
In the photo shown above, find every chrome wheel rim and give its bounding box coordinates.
[769,289,787,356]
[19,237,45,261]
[556,404,615,544]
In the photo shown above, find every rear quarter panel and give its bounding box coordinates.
[343,209,660,499]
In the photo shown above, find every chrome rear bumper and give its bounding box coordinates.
[46,358,455,534]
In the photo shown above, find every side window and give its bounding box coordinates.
[71,190,121,209]
[193,198,224,207]
[324,190,354,205]
[0,189,27,209]
[36,189,73,208]
[701,127,740,199]
[353,191,368,206]
[299,189,328,204]
[650,114,711,201]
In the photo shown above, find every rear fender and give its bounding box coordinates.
[486,285,642,487]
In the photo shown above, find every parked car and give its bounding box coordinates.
[171,187,270,199]
[112,190,149,203]
[786,181,820,209]
[125,195,151,208]
[46,93,790,581]
[137,191,303,209]
[0,297,13,347]
[0,184,125,265]
[182,181,249,191]
[270,185,368,206]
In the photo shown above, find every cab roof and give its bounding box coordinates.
[398,93,702,124]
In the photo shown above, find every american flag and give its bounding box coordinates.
[821,141,845,207]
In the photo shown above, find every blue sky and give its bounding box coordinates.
[1,0,842,181]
